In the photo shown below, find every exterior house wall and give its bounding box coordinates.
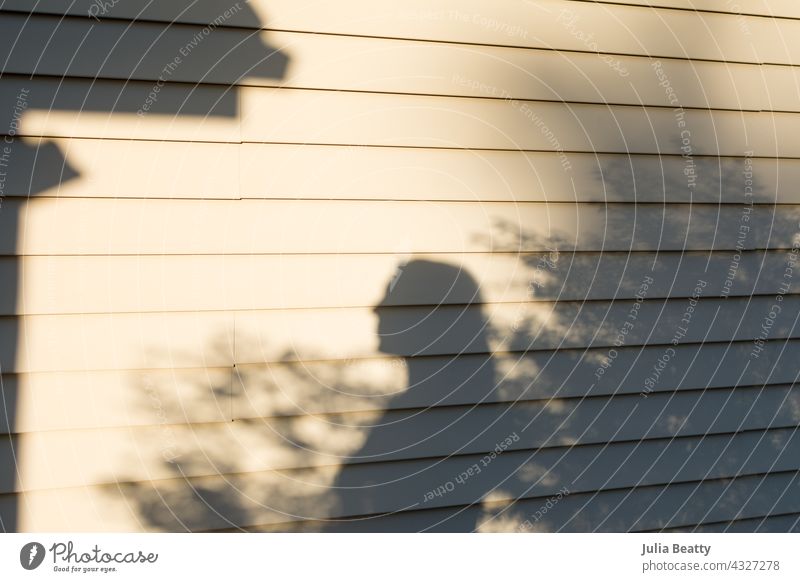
[1,0,799,531]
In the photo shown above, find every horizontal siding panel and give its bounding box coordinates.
[244,0,800,65]
[9,471,800,532]
[270,471,800,532]
[673,513,800,533]
[236,340,800,418]
[0,14,288,87]
[4,385,799,493]
[271,37,786,110]
[5,198,799,256]
[5,338,800,432]
[0,368,231,434]
[4,428,799,530]
[1,138,240,199]
[8,313,234,373]
[5,76,797,153]
[12,0,784,65]
[6,250,800,315]
[5,294,800,373]
[233,295,800,364]
[194,427,800,525]
[242,146,795,204]
[595,1,800,19]
[0,76,240,142]
[241,89,792,154]
[5,14,797,111]
[255,0,800,65]
[0,0,270,28]
[9,0,800,35]
[9,138,800,204]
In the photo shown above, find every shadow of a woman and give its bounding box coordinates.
[327,259,499,530]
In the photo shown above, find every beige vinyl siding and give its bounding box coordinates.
[3,199,799,255]
[3,335,800,426]
[668,511,800,533]
[5,294,800,373]
[3,471,799,532]
[4,14,800,112]
[3,338,800,435]
[4,76,797,152]
[252,471,800,532]
[3,251,799,315]
[3,430,800,531]
[1,2,799,532]
[11,0,800,25]
[7,138,800,203]
[7,0,800,63]
[2,384,800,494]
[585,1,800,19]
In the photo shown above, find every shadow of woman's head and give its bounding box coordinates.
[373,259,490,359]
